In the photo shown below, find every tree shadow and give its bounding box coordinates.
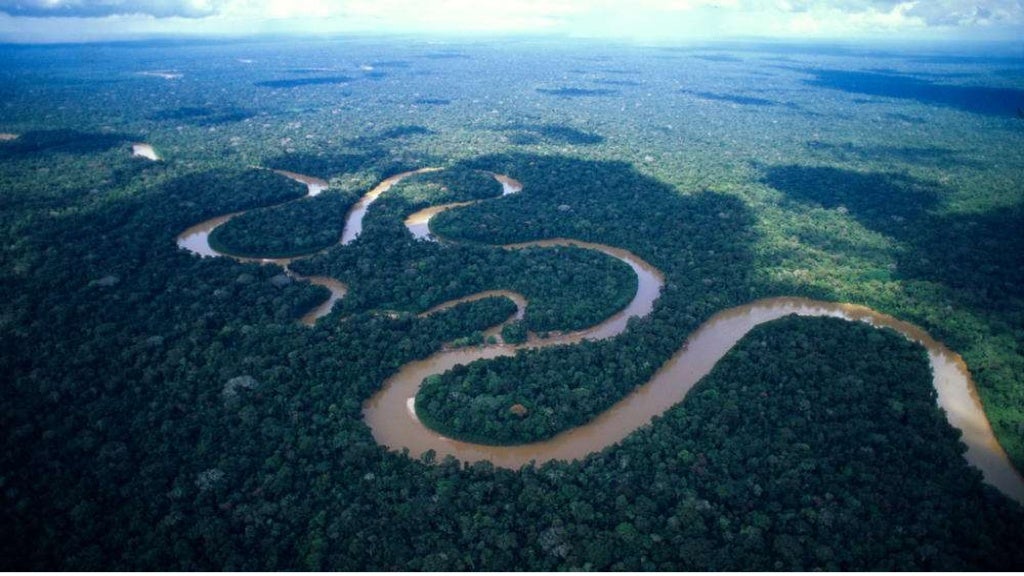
[762,165,1024,308]
[593,79,640,87]
[284,68,345,74]
[292,152,762,437]
[692,54,743,63]
[149,106,252,126]
[372,60,413,68]
[0,129,134,157]
[442,152,762,334]
[421,52,471,60]
[536,87,620,98]
[376,125,434,139]
[262,151,383,180]
[262,126,437,179]
[504,123,605,146]
[413,98,451,106]
[804,140,985,169]
[801,68,1024,118]
[885,112,928,125]
[680,90,778,107]
[353,152,764,444]
[255,76,353,89]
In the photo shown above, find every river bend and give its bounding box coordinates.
[177,166,1024,503]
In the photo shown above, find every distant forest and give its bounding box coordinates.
[1,38,1023,570]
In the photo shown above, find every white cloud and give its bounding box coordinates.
[0,0,1020,40]
[772,0,926,35]
[630,0,743,9]
[0,0,222,18]
[905,0,1024,26]
[219,0,340,19]
[333,0,582,30]
[772,0,1024,27]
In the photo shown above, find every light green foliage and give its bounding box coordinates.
[2,38,1023,571]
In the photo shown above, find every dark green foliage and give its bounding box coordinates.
[536,87,619,98]
[414,97,450,105]
[372,60,413,68]
[593,79,641,87]
[2,39,1023,572]
[0,143,524,569]
[805,140,978,167]
[505,123,604,145]
[378,125,434,139]
[415,153,759,443]
[450,331,486,348]
[764,165,1024,469]
[262,153,384,180]
[409,167,503,201]
[288,162,636,334]
[500,320,527,344]
[149,107,252,126]
[422,52,470,59]
[255,76,353,88]
[805,68,1024,117]
[693,54,744,62]
[680,89,779,106]
[290,164,638,334]
[507,132,543,145]
[597,316,1024,570]
[0,129,133,157]
[419,347,621,444]
[210,191,358,258]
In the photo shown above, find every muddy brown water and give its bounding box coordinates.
[404,174,522,241]
[364,296,1024,503]
[272,169,329,197]
[178,167,1024,503]
[176,170,345,324]
[341,168,440,245]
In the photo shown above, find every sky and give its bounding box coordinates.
[0,0,1021,43]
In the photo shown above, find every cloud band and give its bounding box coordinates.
[0,0,222,18]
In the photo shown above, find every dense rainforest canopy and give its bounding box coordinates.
[1,37,1023,570]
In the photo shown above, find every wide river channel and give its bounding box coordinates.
[177,167,1024,504]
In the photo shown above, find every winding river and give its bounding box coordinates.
[177,166,1024,504]
[176,169,344,327]
[404,174,521,241]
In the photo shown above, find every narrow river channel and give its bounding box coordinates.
[177,167,1024,504]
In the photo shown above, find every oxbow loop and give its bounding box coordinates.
[177,167,1024,504]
